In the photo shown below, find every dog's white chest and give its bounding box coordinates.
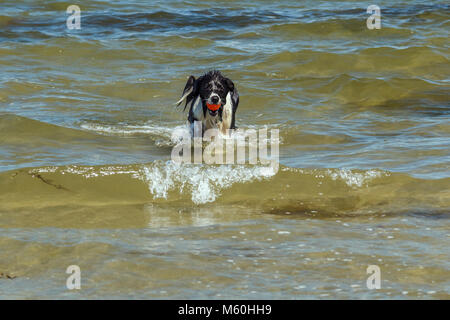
[219,92,233,133]
[189,92,233,134]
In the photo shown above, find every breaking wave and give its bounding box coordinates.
[2,161,447,215]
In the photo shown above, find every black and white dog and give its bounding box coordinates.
[175,70,239,135]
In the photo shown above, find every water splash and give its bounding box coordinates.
[140,160,277,204]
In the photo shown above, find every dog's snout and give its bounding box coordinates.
[210,96,219,104]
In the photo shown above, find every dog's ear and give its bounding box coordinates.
[176,75,199,110]
[225,77,239,109]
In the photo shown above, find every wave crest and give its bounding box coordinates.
[141,161,277,204]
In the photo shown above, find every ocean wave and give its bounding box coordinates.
[141,161,277,204]
[80,121,283,147]
[2,162,448,214]
[80,122,176,137]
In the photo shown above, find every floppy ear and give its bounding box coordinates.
[175,75,198,110]
[225,78,239,110]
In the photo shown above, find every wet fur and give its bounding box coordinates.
[176,70,239,135]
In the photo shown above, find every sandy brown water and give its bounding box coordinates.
[0,0,449,299]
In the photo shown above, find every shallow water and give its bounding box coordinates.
[0,0,449,299]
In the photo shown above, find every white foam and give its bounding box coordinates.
[81,121,195,147]
[327,169,387,187]
[30,165,141,179]
[82,121,174,135]
[81,121,282,147]
[140,160,277,204]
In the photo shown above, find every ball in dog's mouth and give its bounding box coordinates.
[207,103,220,116]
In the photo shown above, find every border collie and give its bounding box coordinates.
[175,70,239,135]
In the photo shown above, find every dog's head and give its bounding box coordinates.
[177,70,239,117]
